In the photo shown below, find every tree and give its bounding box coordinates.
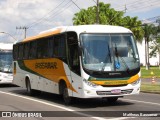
[73,8,96,25]
[122,16,144,42]
[150,37,160,69]
[142,24,156,70]
[149,20,160,69]
[98,3,124,25]
[72,2,144,41]
[73,3,123,25]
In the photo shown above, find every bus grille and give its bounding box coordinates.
[101,84,128,87]
[96,89,133,95]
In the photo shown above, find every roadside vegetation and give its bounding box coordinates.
[141,66,160,94]
[141,66,160,78]
[141,84,160,94]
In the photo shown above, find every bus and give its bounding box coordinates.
[0,43,13,84]
[13,25,141,104]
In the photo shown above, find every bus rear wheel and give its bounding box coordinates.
[26,79,38,96]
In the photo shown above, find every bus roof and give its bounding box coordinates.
[22,25,132,43]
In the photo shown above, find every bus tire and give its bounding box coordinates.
[107,97,118,103]
[62,83,72,105]
[26,79,37,96]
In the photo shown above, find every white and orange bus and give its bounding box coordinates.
[13,25,141,104]
[0,43,13,84]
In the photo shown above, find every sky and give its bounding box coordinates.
[0,0,160,43]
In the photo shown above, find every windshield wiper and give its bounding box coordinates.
[101,44,112,71]
[114,44,130,74]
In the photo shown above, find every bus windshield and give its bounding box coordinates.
[80,33,140,72]
[0,51,13,73]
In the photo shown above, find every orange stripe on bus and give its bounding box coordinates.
[22,28,62,42]
[91,74,140,85]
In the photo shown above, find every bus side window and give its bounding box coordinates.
[42,39,49,58]
[48,37,54,58]
[67,32,80,75]
[54,36,59,57]
[59,35,66,58]
[29,41,37,59]
[54,34,67,62]
[23,43,30,59]
[37,40,42,58]
[13,45,18,60]
[18,44,24,60]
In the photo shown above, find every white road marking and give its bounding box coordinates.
[0,91,106,120]
[108,117,135,120]
[91,117,134,120]
[2,91,159,120]
[122,98,160,106]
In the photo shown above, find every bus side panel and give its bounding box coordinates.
[13,59,80,96]
[36,62,73,95]
[37,76,44,91]
[62,63,72,96]
[13,61,27,88]
[44,79,59,94]
[70,71,83,98]
[13,61,39,90]
[30,75,39,90]
[63,62,83,98]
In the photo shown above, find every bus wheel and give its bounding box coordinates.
[26,79,37,96]
[107,97,118,103]
[62,83,72,105]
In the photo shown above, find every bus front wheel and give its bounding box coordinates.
[107,97,118,103]
[62,83,72,105]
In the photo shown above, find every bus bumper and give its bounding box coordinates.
[81,79,141,98]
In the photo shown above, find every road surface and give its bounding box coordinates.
[0,84,160,120]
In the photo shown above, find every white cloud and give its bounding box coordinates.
[0,0,160,43]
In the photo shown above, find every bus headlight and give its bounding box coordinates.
[83,79,98,88]
[131,79,141,86]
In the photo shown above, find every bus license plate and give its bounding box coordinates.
[111,89,121,94]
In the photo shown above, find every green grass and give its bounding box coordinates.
[141,83,160,94]
[141,66,160,78]
[140,67,160,94]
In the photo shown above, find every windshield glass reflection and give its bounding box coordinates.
[80,33,140,72]
[0,51,13,73]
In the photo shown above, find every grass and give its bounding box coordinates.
[141,83,160,94]
[141,66,160,78]
[140,66,160,94]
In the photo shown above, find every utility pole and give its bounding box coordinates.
[96,0,99,24]
[16,26,28,39]
[125,4,127,13]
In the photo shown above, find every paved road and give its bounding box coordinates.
[0,84,160,120]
